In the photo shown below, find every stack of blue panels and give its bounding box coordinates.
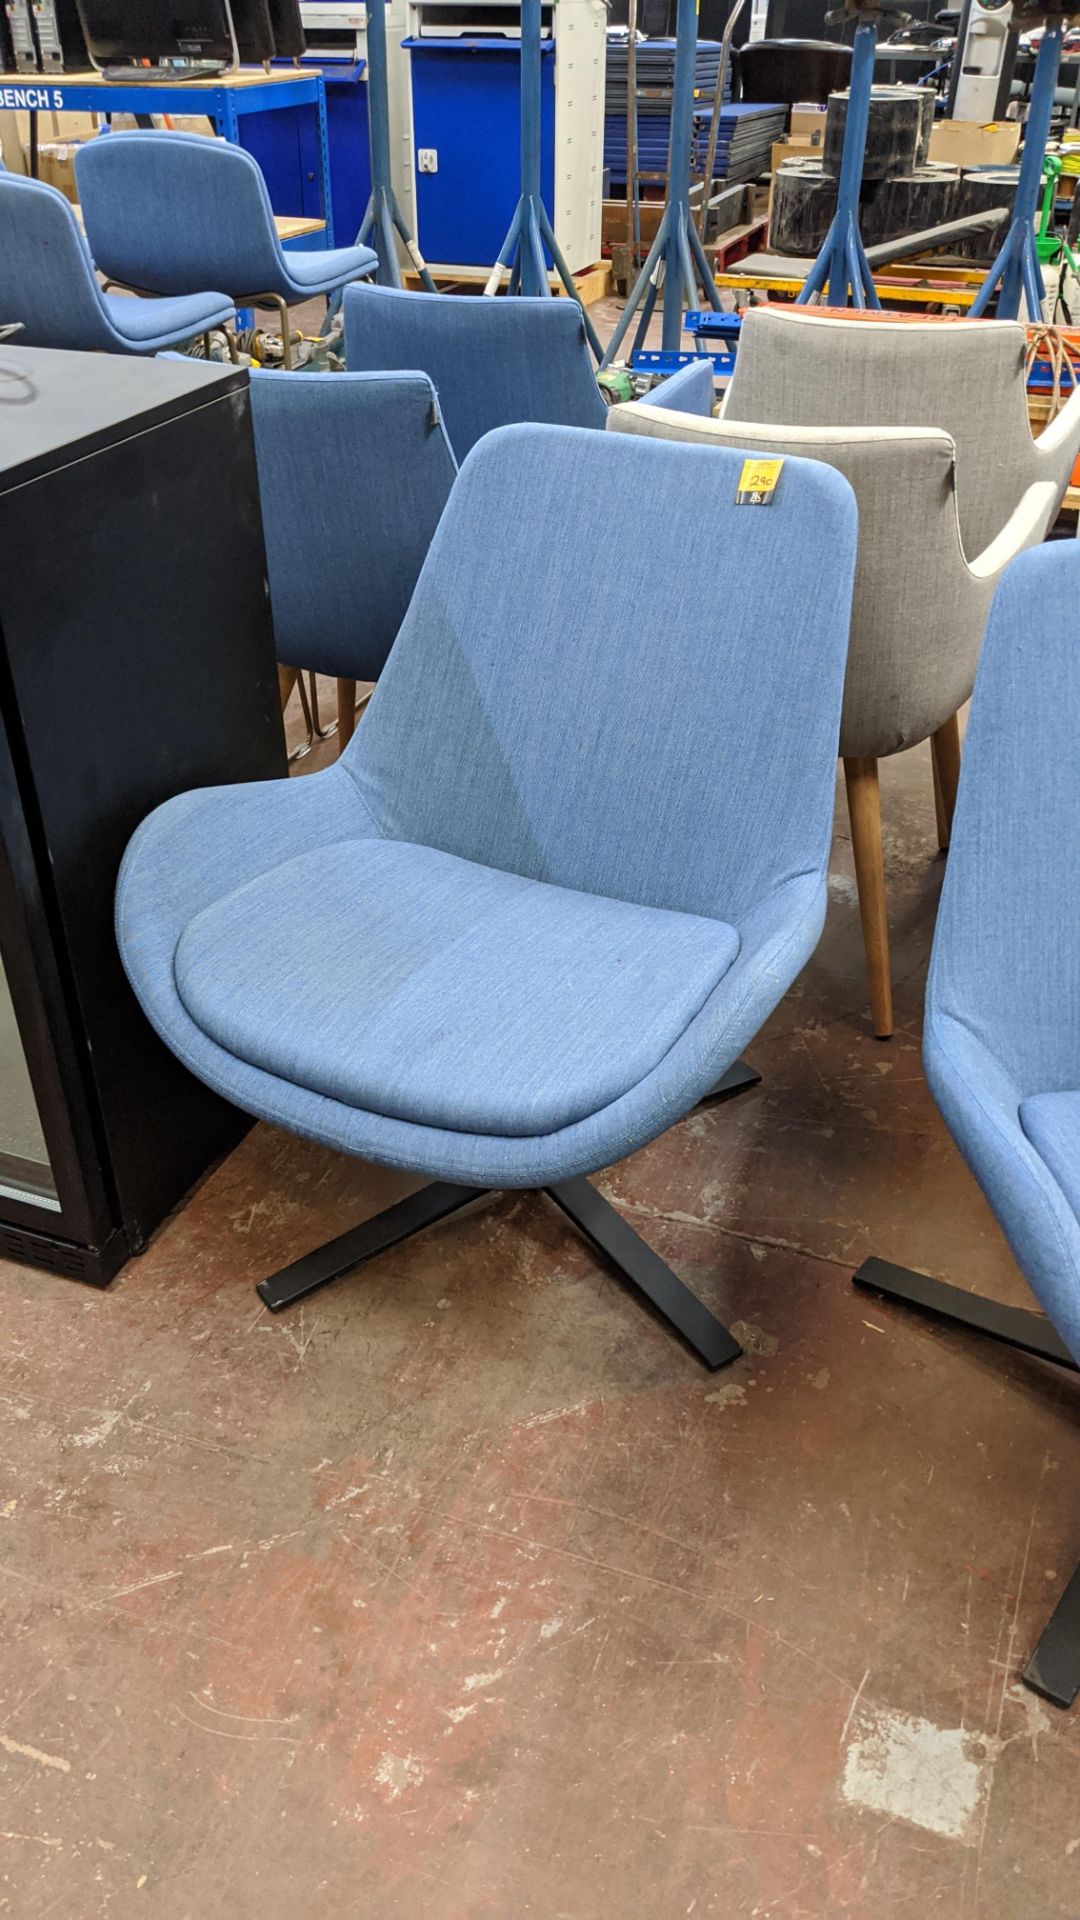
[604,35,730,187]
[690,101,788,184]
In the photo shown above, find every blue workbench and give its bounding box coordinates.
[0,66,335,246]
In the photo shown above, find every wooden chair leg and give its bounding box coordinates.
[337,678,357,752]
[930,713,962,853]
[277,663,299,712]
[843,756,894,1040]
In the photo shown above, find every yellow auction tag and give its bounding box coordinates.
[736,457,785,505]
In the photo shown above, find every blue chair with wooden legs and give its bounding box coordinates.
[115,425,856,1371]
[0,173,235,355]
[855,541,1080,1710]
[247,368,457,757]
[343,283,715,463]
[75,132,377,369]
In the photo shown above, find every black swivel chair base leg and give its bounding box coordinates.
[702,1058,762,1105]
[256,1181,486,1314]
[855,1254,1080,1708]
[256,1060,760,1369]
[546,1177,742,1369]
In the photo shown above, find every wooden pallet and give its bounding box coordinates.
[608,217,769,295]
[402,260,613,306]
[708,218,770,273]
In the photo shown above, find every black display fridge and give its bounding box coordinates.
[0,344,286,1284]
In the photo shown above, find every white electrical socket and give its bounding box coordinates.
[417,149,439,173]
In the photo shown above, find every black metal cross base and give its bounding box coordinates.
[855,1255,1080,1709]
[256,1059,761,1371]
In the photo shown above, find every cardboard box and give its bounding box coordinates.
[770,137,817,174]
[29,136,89,203]
[928,119,1021,168]
[789,107,827,146]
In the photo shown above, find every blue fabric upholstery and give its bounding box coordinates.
[1019,1094,1080,1225]
[174,838,740,1136]
[344,284,608,460]
[0,173,234,354]
[924,541,1080,1362]
[247,369,457,680]
[117,424,857,1188]
[637,359,715,415]
[100,288,235,342]
[75,132,376,306]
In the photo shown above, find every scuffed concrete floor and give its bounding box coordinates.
[3,356,1080,1916]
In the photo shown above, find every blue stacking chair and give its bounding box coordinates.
[116,425,856,1370]
[0,173,235,355]
[75,133,377,368]
[344,283,715,462]
[247,368,457,755]
[855,541,1080,1710]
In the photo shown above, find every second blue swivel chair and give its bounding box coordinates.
[855,541,1080,1709]
[76,133,377,368]
[115,426,857,1372]
[344,283,714,462]
[247,368,457,753]
[0,173,235,355]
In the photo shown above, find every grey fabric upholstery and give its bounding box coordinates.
[607,402,1058,759]
[720,307,1080,559]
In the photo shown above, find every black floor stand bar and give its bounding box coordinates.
[854,1256,1078,1369]
[702,1058,763,1105]
[257,1181,486,1312]
[256,1060,760,1366]
[547,1177,742,1369]
[1024,1562,1080,1710]
[855,1253,1080,1708]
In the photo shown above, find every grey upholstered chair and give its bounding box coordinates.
[720,305,1080,560]
[608,399,1059,1037]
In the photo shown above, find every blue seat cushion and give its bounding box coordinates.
[102,289,235,342]
[173,838,740,1139]
[283,245,378,292]
[1019,1090,1080,1223]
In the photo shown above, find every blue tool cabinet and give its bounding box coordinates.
[405,35,556,266]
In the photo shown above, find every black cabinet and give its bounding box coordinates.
[0,346,286,1284]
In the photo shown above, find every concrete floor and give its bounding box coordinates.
[2,344,1080,1920]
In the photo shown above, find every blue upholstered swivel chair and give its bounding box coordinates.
[344,283,714,462]
[116,425,857,1369]
[0,173,235,356]
[855,541,1080,1710]
[247,368,457,754]
[75,133,377,369]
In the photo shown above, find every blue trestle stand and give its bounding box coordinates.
[484,0,602,359]
[601,0,725,369]
[796,13,881,311]
[970,21,1063,319]
[357,0,437,292]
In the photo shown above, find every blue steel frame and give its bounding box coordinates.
[970,22,1062,319]
[796,19,881,311]
[3,70,336,249]
[485,0,602,360]
[357,0,436,291]
[600,0,724,371]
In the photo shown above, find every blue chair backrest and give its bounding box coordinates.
[0,172,117,352]
[928,540,1080,1094]
[348,424,858,923]
[343,284,608,462]
[76,131,283,300]
[247,368,458,682]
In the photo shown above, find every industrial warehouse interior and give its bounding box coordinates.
[1,0,1080,1912]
